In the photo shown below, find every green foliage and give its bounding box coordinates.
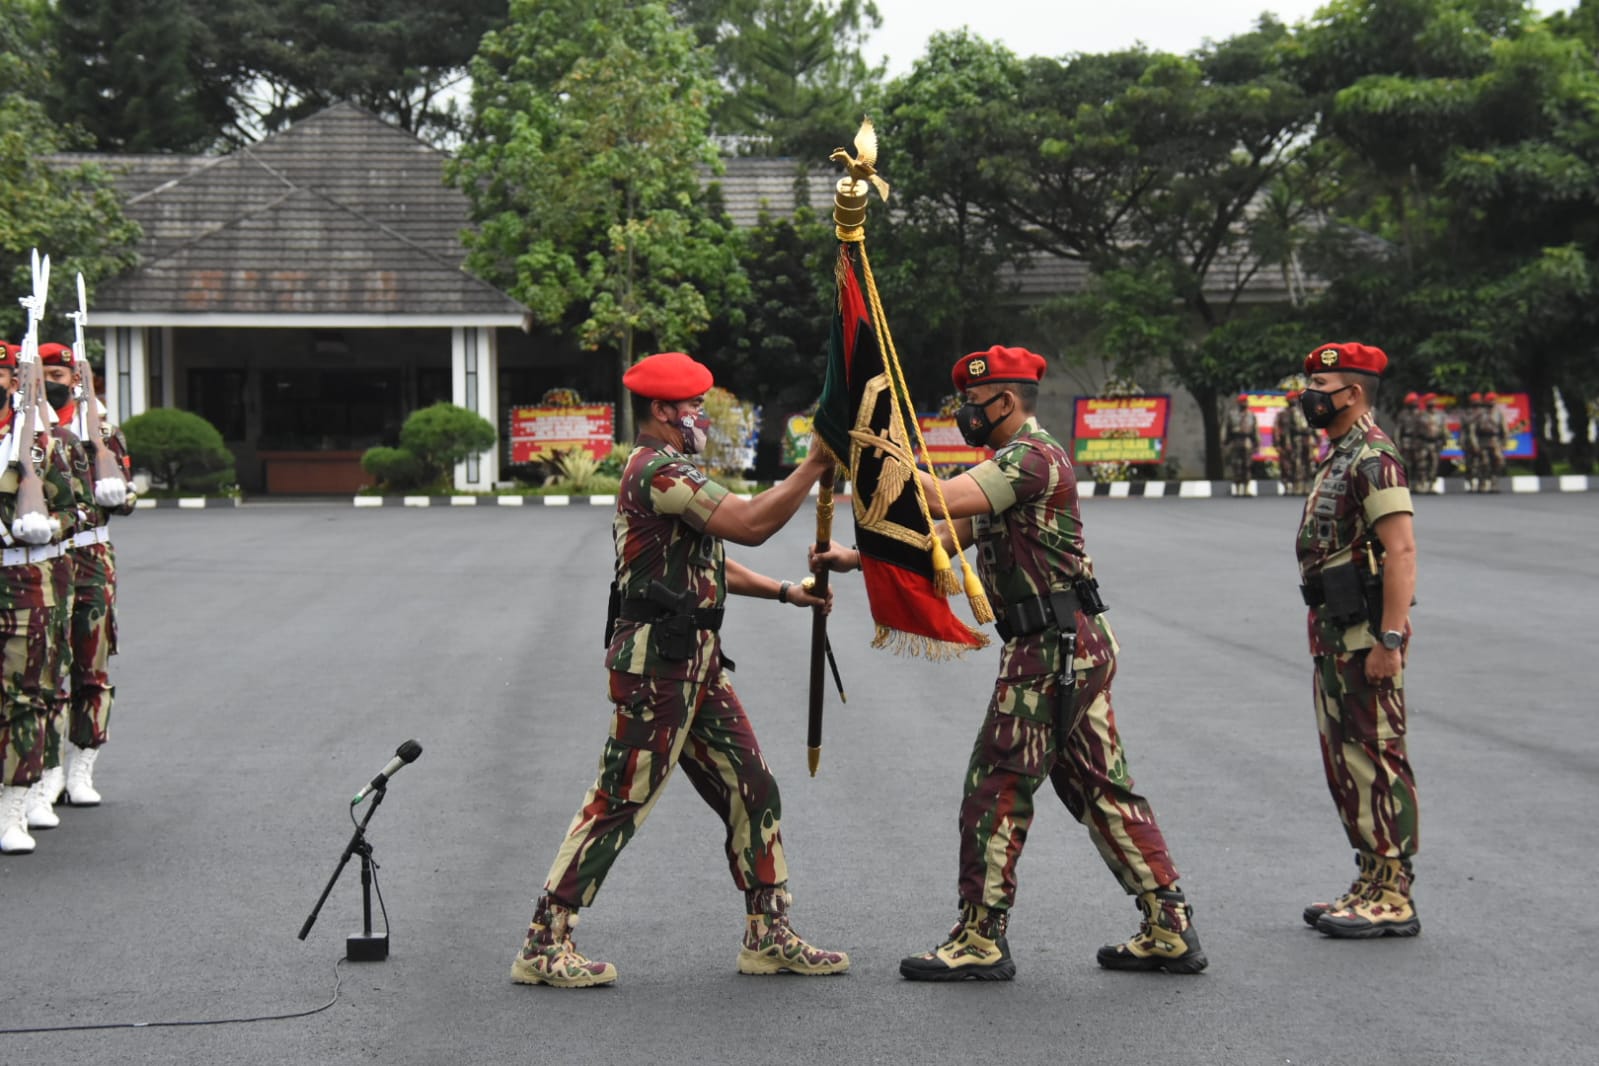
[674,0,886,157]
[122,407,236,492]
[0,98,142,340]
[397,403,498,481]
[700,385,758,479]
[702,206,833,410]
[359,446,427,490]
[453,0,744,441]
[48,0,225,152]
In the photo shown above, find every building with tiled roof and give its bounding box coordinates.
[65,103,528,493]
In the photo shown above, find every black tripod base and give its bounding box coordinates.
[346,932,389,962]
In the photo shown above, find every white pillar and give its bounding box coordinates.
[101,326,148,423]
[451,326,499,491]
[126,328,149,417]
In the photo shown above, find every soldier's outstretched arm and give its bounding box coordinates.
[704,441,833,547]
[725,557,832,612]
[914,469,991,520]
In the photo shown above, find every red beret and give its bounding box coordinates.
[621,351,713,401]
[0,342,17,369]
[1468,392,1483,403]
[1403,391,1419,405]
[37,342,75,367]
[952,345,1047,393]
[1304,342,1388,377]
[1485,391,1499,402]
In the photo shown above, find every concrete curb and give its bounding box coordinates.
[344,474,1596,506]
[133,497,242,509]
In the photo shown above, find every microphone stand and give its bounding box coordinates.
[298,785,390,961]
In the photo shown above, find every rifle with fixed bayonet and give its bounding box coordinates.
[67,272,128,492]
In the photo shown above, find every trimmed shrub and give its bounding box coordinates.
[122,408,235,492]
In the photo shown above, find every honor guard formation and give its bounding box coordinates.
[0,331,135,854]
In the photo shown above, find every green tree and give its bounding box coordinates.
[122,408,236,491]
[49,0,224,152]
[1294,0,1599,470]
[701,206,833,411]
[676,0,886,157]
[1,28,142,341]
[452,0,744,442]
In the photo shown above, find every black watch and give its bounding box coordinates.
[1379,629,1404,651]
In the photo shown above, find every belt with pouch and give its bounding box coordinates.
[2,542,64,567]
[617,599,726,632]
[1300,578,1324,607]
[994,577,1107,642]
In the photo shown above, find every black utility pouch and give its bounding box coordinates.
[1319,562,1367,627]
[1073,577,1108,615]
[1047,590,1082,634]
[647,580,695,662]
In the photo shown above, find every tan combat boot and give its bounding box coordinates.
[1303,852,1379,927]
[900,901,1014,981]
[1317,856,1419,938]
[509,895,617,988]
[1097,887,1209,973]
[737,885,849,976]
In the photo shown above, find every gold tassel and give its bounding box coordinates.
[962,560,995,624]
[871,625,989,658]
[929,539,960,596]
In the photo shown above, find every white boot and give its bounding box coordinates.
[65,745,102,806]
[25,778,60,830]
[1,785,38,854]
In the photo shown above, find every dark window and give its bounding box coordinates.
[260,369,404,450]
[187,369,247,440]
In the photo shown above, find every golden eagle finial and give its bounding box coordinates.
[830,116,890,202]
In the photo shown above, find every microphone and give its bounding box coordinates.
[351,740,423,806]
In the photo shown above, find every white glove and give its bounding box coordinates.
[12,512,53,546]
[93,478,129,508]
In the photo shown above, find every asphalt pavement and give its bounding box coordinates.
[1,491,1593,1066]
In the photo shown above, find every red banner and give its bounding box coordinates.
[1072,396,1171,464]
[508,404,615,463]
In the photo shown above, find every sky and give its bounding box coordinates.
[863,0,1578,75]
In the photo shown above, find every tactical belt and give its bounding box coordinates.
[994,577,1108,642]
[66,527,111,550]
[617,599,725,632]
[2,543,64,567]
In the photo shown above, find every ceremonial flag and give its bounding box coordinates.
[813,243,986,657]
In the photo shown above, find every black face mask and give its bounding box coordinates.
[956,393,1009,447]
[1299,384,1355,429]
[44,380,72,412]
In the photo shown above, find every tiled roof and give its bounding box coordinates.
[61,104,527,319]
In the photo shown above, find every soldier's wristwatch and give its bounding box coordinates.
[1379,629,1404,651]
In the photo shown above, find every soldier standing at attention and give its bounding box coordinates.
[1294,342,1421,939]
[814,346,1207,981]
[41,343,133,808]
[1396,393,1423,486]
[1482,391,1509,493]
[1224,394,1260,495]
[1277,391,1303,495]
[1415,393,1443,494]
[511,350,849,988]
[0,341,80,853]
[1461,392,1486,492]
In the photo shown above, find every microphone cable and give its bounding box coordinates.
[0,958,345,1036]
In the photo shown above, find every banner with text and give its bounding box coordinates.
[1072,396,1172,464]
[783,412,993,467]
[1244,392,1290,462]
[508,404,615,464]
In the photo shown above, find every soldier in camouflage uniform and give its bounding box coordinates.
[815,346,1206,981]
[39,342,134,814]
[1396,393,1423,486]
[1460,393,1486,492]
[511,351,849,988]
[1224,394,1260,495]
[1294,342,1421,938]
[0,341,83,854]
[1277,389,1311,495]
[1414,393,1443,494]
[1482,391,1510,493]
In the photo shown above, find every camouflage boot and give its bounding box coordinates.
[509,895,617,988]
[900,901,1015,982]
[1097,887,1209,974]
[737,885,849,976]
[1316,856,1420,938]
[1303,852,1379,927]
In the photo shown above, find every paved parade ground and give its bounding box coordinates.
[1,492,1593,1065]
